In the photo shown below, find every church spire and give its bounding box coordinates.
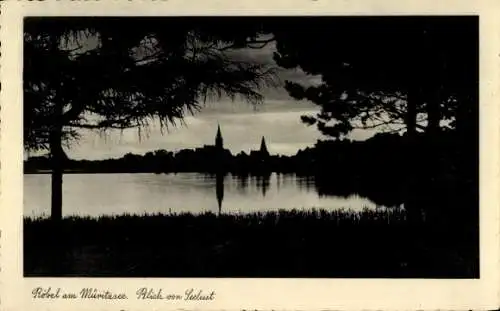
[215,123,223,150]
[259,136,269,156]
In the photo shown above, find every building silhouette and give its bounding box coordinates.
[197,123,227,153]
[194,124,231,163]
[259,136,269,157]
[250,136,270,158]
[215,123,223,150]
[210,123,227,213]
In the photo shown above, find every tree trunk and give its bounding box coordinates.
[425,57,442,137]
[425,45,443,137]
[49,127,64,221]
[404,85,423,224]
[422,82,442,185]
[405,86,419,138]
[426,88,441,136]
[48,125,67,275]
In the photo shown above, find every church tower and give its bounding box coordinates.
[215,123,223,150]
[259,136,270,157]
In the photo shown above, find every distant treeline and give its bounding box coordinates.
[24,131,473,181]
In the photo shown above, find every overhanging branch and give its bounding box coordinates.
[68,122,139,130]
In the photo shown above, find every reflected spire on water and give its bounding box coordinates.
[214,122,226,214]
[216,172,224,215]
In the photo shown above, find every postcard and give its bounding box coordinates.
[1,0,499,310]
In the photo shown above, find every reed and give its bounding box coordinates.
[24,208,477,278]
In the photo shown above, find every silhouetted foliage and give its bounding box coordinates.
[23,132,459,178]
[272,17,478,139]
[24,17,279,220]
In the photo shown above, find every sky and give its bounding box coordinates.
[35,38,376,160]
[65,97,375,160]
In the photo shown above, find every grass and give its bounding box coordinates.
[24,208,478,278]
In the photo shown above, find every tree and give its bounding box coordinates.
[271,17,478,140]
[270,17,478,223]
[24,17,279,220]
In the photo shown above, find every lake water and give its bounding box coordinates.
[24,173,395,217]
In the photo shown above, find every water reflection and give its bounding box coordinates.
[24,173,399,217]
[216,173,224,215]
[210,172,402,215]
[213,172,272,214]
[256,173,271,197]
[202,171,470,227]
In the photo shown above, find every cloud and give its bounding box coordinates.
[199,99,317,115]
[56,97,378,161]
[223,38,322,101]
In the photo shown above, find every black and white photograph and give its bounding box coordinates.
[21,15,481,279]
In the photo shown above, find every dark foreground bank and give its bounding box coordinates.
[24,209,478,278]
